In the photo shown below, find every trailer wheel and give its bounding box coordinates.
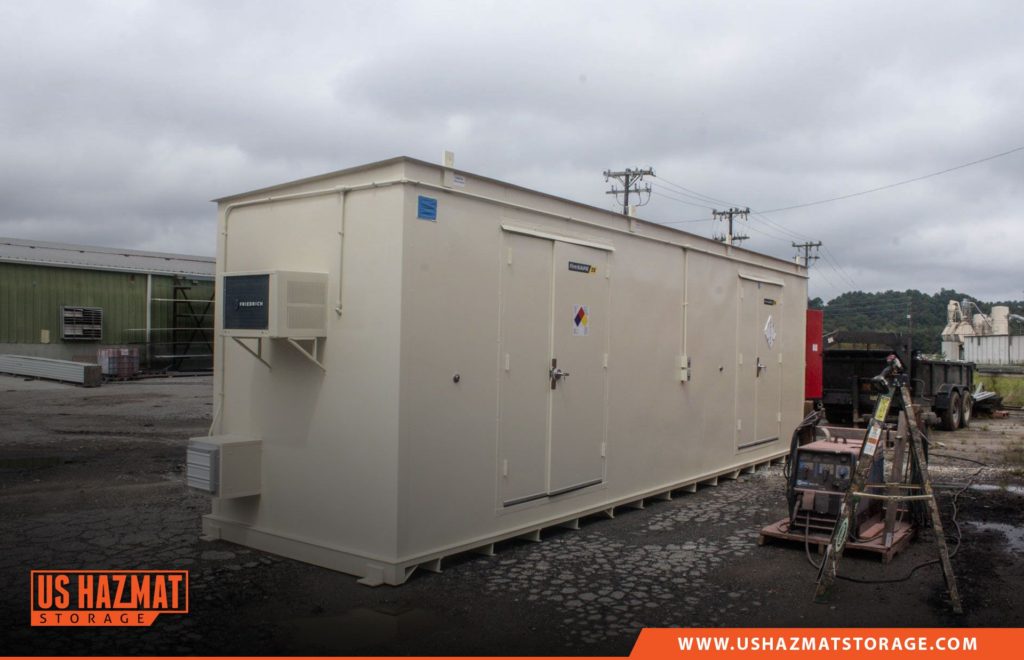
[941,391,961,431]
[960,392,972,428]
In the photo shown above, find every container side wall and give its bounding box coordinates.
[395,172,807,560]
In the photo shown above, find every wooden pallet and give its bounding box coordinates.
[759,516,915,564]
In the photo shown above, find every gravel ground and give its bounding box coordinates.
[1,373,1022,655]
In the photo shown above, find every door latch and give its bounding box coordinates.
[550,358,570,389]
[756,357,766,377]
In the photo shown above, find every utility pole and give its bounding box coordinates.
[907,300,913,358]
[712,207,750,246]
[604,167,654,215]
[792,241,822,267]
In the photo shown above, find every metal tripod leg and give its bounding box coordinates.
[900,385,963,614]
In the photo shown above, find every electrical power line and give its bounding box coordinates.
[652,144,1024,293]
[820,245,857,287]
[743,223,795,244]
[655,176,735,206]
[806,261,837,290]
[757,144,1024,214]
[651,189,715,210]
[816,251,857,288]
[658,213,717,225]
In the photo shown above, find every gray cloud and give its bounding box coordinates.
[1,0,1021,302]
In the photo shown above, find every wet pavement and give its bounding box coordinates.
[2,374,1023,655]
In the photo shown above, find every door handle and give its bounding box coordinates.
[550,359,570,389]
[756,358,765,377]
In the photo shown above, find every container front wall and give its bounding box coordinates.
[395,167,807,560]
[211,181,407,562]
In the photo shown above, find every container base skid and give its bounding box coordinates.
[758,516,915,564]
[203,453,786,586]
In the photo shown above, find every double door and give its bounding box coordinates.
[498,231,610,506]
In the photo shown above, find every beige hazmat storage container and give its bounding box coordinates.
[196,157,808,585]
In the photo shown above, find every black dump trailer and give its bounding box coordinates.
[821,331,974,430]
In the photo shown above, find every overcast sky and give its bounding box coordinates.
[1,1,1021,302]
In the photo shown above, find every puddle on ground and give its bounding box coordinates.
[0,455,63,470]
[968,522,1024,552]
[969,484,1024,496]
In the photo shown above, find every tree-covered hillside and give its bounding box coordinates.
[809,290,1024,355]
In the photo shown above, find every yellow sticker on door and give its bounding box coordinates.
[573,305,589,336]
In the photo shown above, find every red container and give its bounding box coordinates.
[805,309,823,400]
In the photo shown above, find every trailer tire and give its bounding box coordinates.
[960,392,972,428]
[941,391,961,431]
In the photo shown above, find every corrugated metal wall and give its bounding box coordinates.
[0,262,146,344]
[963,334,1024,365]
[0,262,213,351]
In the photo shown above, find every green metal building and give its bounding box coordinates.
[0,237,214,369]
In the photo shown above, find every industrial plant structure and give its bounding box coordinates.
[0,237,214,370]
[942,300,1024,366]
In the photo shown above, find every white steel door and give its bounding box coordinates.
[549,241,609,494]
[497,233,610,505]
[736,277,783,450]
[755,283,783,445]
[498,233,553,505]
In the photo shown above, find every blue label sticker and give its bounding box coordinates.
[417,195,437,221]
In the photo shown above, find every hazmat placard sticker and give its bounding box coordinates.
[763,315,776,348]
[573,305,589,336]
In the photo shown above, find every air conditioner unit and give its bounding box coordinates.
[221,271,328,339]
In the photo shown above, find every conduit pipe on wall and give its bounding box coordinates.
[212,180,396,435]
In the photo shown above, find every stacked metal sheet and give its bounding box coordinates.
[0,354,102,387]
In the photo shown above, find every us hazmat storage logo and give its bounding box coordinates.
[31,570,189,626]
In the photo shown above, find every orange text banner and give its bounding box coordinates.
[631,628,1021,659]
